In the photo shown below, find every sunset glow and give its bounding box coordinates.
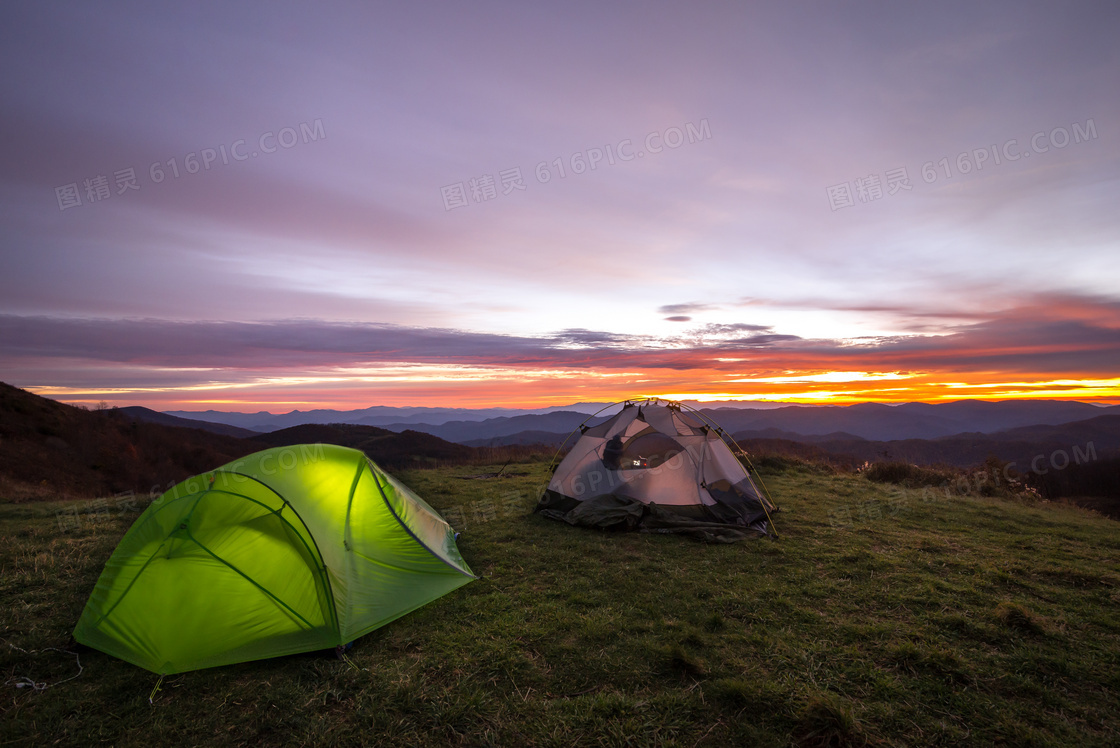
[1,4,1117,413]
[26,366,1120,412]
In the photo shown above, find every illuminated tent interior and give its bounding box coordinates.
[73,444,475,674]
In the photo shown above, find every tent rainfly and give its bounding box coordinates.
[74,444,474,674]
[537,399,777,542]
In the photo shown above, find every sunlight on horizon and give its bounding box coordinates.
[32,371,1120,413]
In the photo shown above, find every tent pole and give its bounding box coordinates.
[674,401,781,539]
[544,397,646,475]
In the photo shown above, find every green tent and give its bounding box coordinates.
[74,444,475,674]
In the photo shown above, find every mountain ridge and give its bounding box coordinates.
[158,399,1119,442]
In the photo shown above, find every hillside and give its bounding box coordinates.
[251,423,476,469]
[2,462,1118,745]
[463,429,572,448]
[0,384,541,499]
[116,406,261,438]
[0,382,264,499]
[382,411,590,445]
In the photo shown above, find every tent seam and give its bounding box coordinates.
[210,470,342,634]
[188,531,320,632]
[86,489,210,628]
[370,462,478,580]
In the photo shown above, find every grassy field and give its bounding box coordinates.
[2,461,1119,747]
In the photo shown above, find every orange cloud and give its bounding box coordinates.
[5,294,1119,410]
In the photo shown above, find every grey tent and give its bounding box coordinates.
[536,399,777,542]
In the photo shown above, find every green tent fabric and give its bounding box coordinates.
[73,444,475,674]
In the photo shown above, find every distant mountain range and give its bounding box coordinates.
[163,402,611,432]
[140,399,1120,473]
[705,400,1120,441]
[4,382,1116,511]
[733,414,1120,469]
[164,399,1119,447]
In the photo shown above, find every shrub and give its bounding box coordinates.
[862,461,953,488]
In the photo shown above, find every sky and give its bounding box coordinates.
[1,1,1118,411]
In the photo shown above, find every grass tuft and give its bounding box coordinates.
[793,693,867,748]
[659,643,707,679]
[703,612,725,632]
[706,677,786,712]
[994,601,1045,634]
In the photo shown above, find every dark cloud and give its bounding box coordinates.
[0,316,543,366]
[713,334,804,349]
[3,294,1117,385]
[658,303,715,315]
[698,322,773,334]
[551,329,634,348]
[664,315,691,322]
